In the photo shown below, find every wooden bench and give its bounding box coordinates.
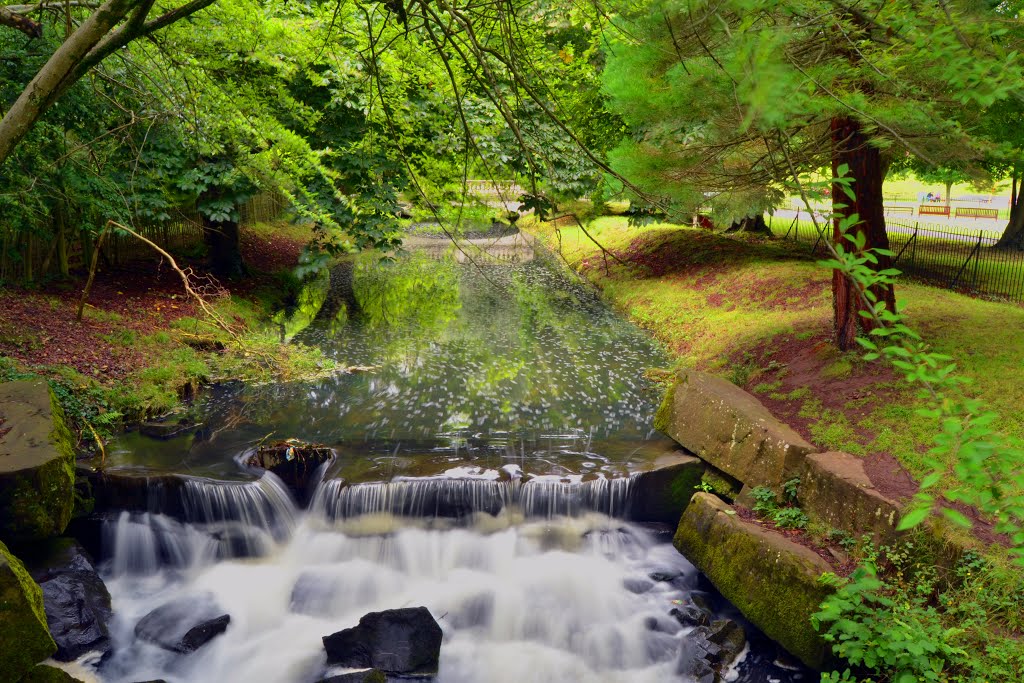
[955,207,1000,220]
[919,204,951,217]
[884,206,914,215]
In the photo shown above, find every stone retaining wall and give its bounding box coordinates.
[654,368,914,670]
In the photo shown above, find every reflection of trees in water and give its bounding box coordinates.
[195,252,668,447]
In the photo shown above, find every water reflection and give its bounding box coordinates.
[105,237,675,482]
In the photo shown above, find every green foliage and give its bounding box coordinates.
[795,153,1024,679]
[751,483,809,529]
[814,564,965,683]
[601,0,1024,225]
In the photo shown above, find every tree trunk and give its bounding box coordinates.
[0,0,138,168]
[996,172,1024,249]
[944,181,952,207]
[0,0,217,169]
[724,214,770,235]
[203,216,244,279]
[831,117,896,351]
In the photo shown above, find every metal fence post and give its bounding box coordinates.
[911,223,918,271]
[972,230,983,290]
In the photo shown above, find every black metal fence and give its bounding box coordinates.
[770,214,1024,302]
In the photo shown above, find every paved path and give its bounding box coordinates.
[772,208,1006,237]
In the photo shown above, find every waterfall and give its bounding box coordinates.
[180,471,298,539]
[102,472,299,577]
[310,475,635,521]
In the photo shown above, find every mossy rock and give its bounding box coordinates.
[0,539,57,681]
[673,493,834,669]
[0,380,76,543]
[18,665,85,682]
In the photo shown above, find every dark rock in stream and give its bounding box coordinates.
[244,440,334,503]
[676,618,748,682]
[25,538,113,662]
[210,523,273,559]
[322,607,442,676]
[134,596,230,653]
[670,602,710,628]
[82,468,187,517]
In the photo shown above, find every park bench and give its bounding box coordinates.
[884,206,914,215]
[955,207,1000,220]
[919,204,951,217]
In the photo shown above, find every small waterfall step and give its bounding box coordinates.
[311,475,635,520]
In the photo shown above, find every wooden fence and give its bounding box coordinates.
[771,213,1024,301]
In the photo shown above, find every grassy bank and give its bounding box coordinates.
[0,220,341,447]
[528,214,1024,680]
[529,215,1024,522]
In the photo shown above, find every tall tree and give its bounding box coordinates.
[602,0,1023,349]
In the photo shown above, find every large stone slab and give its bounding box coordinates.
[798,452,903,544]
[654,369,815,490]
[0,539,57,681]
[673,493,834,669]
[0,380,77,543]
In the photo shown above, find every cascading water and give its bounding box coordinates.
[78,246,811,683]
[102,473,299,577]
[310,473,635,520]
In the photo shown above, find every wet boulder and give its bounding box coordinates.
[0,539,57,681]
[0,379,77,543]
[26,538,112,661]
[244,440,334,503]
[210,523,273,560]
[81,468,187,518]
[676,618,747,682]
[134,595,230,654]
[670,602,711,628]
[322,607,442,676]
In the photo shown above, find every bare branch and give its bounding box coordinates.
[0,6,41,36]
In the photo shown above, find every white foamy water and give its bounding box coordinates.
[95,510,705,683]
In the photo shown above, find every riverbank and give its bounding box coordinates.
[0,221,342,446]
[525,213,1024,680]
[527,214,1024,513]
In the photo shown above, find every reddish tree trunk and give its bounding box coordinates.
[996,171,1024,249]
[831,117,896,351]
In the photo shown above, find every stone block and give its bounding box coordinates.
[673,493,834,669]
[0,380,76,543]
[654,369,816,490]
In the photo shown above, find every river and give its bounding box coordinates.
[82,232,810,683]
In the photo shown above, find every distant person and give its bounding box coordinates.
[926,192,936,202]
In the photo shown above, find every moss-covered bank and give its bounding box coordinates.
[0,539,57,681]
